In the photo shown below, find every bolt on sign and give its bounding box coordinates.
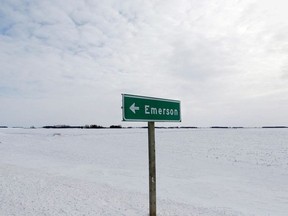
[122,94,181,122]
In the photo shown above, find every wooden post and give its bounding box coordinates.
[148,122,156,216]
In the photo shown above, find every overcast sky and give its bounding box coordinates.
[1,0,288,127]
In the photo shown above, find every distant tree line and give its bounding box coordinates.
[262,126,288,128]
[109,125,122,128]
[2,125,287,129]
[43,125,84,129]
[42,125,123,129]
[85,125,104,129]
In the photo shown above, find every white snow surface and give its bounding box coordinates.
[0,128,287,216]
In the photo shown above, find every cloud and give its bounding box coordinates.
[0,0,288,126]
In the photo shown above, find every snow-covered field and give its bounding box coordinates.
[0,128,287,215]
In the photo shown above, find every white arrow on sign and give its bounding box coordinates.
[130,103,140,114]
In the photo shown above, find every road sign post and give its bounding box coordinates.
[122,94,181,216]
[148,121,156,216]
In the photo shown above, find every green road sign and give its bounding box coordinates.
[122,94,181,122]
